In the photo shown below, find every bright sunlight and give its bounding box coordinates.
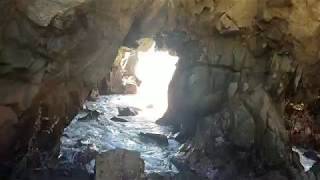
[135,43,178,119]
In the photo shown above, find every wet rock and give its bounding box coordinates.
[304,150,320,162]
[110,116,129,122]
[96,149,145,180]
[73,145,98,168]
[87,89,99,101]
[171,155,210,180]
[78,110,100,121]
[181,149,217,179]
[139,133,169,146]
[173,132,188,143]
[118,107,139,116]
[124,83,138,94]
[292,147,320,172]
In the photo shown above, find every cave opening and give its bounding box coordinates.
[135,41,178,119]
[58,38,182,176]
[107,38,179,121]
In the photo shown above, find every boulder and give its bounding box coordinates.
[124,83,138,94]
[96,149,145,180]
[87,89,99,101]
[78,110,100,121]
[110,116,129,122]
[118,107,139,116]
[139,133,169,146]
[73,145,98,168]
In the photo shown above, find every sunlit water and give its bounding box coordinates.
[59,44,180,175]
[59,95,180,175]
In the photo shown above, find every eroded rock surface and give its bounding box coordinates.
[139,133,169,146]
[118,107,139,116]
[0,0,164,167]
[1,0,320,179]
[96,149,145,180]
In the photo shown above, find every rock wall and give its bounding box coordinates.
[0,0,165,164]
[157,0,320,179]
[1,0,320,179]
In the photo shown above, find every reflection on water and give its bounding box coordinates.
[60,47,179,175]
[59,95,180,174]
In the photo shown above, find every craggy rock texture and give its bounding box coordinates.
[158,0,320,179]
[1,0,320,179]
[96,149,145,180]
[0,0,166,169]
[108,47,140,94]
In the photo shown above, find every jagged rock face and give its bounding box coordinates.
[169,0,320,93]
[1,0,320,178]
[108,47,140,94]
[96,149,145,180]
[0,0,164,162]
[158,0,320,178]
[156,32,290,178]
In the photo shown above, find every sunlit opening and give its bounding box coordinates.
[135,43,178,119]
